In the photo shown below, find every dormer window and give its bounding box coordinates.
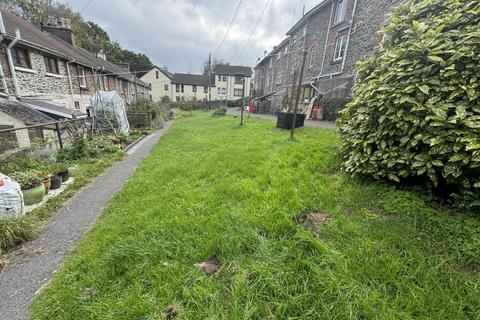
[12,47,31,68]
[44,56,59,74]
[334,0,347,24]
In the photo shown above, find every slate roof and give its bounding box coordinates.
[1,10,145,83]
[213,64,252,77]
[171,73,212,86]
[0,99,54,125]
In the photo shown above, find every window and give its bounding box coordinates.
[284,47,288,57]
[217,87,221,94]
[234,89,243,97]
[222,88,226,94]
[334,34,347,61]
[334,0,347,24]
[222,75,227,81]
[176,84,180,92]
[74,101,81,110]
[204,86,208,93]
[276,71,283,84]
[181,84,184,93]
[234,75,244,85]
[193,85,197,92]
[156,71,159,79]
[217,75,222,81]
[176,96,180,102]
[77,66,86,88]
[309,47,316,67]
[12,47,31,68]
[269,59,273,69]
[44,56,59,74]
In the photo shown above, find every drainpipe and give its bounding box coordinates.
[0,12,9,97]
[312,0,359,86]
[6,28,21,98]
[66,59,76,108]
[319,0,335,76]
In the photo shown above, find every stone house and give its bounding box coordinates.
[0,10,150,150]
[0,10,150,118]
[254,0,405,114]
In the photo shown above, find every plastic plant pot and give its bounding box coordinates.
[23,184,46,206]
[50,175,62,190]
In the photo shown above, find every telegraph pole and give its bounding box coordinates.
[290,49,308,140]
[240,78,245,126]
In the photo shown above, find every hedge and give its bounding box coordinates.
[338,0,480,210]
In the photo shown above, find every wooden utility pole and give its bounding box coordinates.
[240,78,245,126]
[290,49,308,140]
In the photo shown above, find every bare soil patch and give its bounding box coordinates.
[296,212,331,235]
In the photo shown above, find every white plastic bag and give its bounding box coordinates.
[0,173,24,219]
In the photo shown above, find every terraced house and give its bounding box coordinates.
[141,64,252,103]
[254,0,405,114]
[0,10,150,149]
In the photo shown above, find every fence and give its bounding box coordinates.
[0,118,90,154]
[126,112,151,130]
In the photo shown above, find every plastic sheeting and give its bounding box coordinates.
[0,173,24,219]
[91,91,130,134]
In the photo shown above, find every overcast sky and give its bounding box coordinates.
[62,0,320,73]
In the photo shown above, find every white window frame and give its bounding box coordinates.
[77,66,86,88]
[334,0,347,24]
[334,34,347,61]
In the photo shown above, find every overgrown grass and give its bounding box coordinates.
[31,113,480,319]
[0,153,123,255]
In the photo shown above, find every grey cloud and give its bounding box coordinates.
[64,0,319,73]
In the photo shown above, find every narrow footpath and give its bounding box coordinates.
[226,109,337,130]
[0,122,173,320]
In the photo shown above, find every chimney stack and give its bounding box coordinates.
[42,18,76,46]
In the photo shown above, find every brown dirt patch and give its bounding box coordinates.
[195,256,221,276]
[296,212,331,235]
[164,305,178,319]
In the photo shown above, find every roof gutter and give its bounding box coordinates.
[0,12,9,97]
[6,28,21,98]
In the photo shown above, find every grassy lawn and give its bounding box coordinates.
[31,112,480,319]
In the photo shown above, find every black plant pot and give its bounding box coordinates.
[276,112,306,129]
[50,175,62,190]
[58,170,69,182]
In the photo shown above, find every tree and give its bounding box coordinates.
[338,0,480,210]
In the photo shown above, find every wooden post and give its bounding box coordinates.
[55,122,63,149]
[291,49,308,140]
[240,78,245,126]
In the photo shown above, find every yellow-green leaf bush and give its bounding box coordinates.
[338,0,480,210]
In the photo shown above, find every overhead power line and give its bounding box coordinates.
[79,0,94,14]
[235,0,272,64]
[213,0,244,56]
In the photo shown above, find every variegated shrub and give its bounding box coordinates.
[338,0,480,209]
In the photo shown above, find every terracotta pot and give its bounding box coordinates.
[23,184,45,206]
[50,175,62,190]
[43,177,51,195]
